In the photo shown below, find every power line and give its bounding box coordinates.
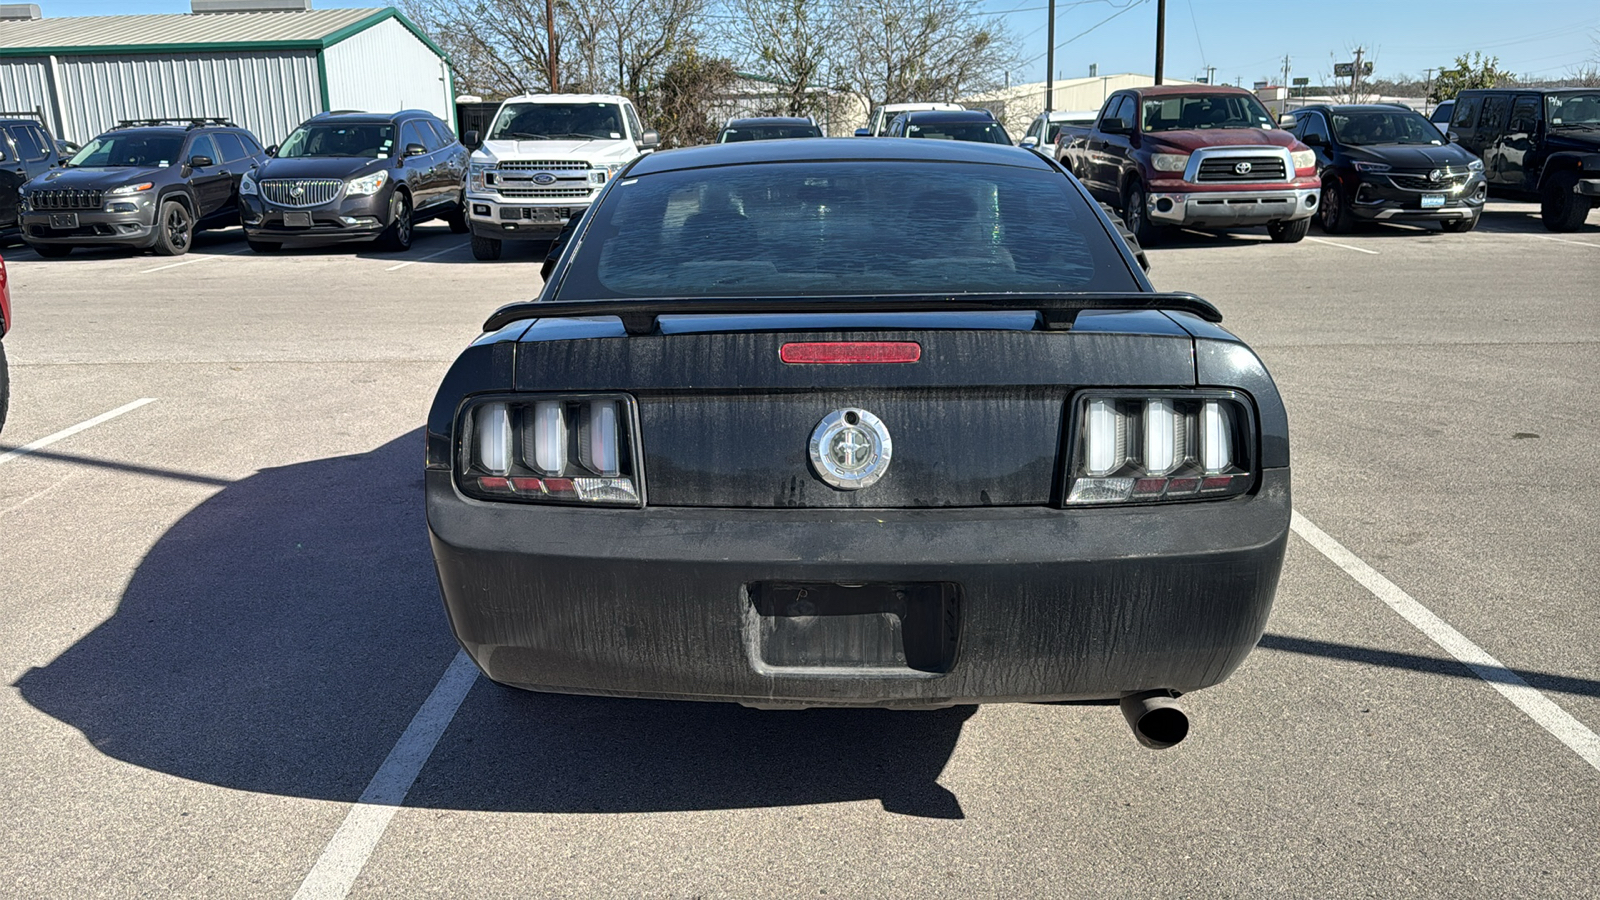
[1017,0,1151,68]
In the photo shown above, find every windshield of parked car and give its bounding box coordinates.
[558,161,1133,300]
[68,133,185,168]
[905,122,1012,144]
[489,103,625,141]
[1330,110,1444,145]
[1142,94,1275,132]
[1548,93,1600,128]
[719,125,823,142]
[277,123,396,158]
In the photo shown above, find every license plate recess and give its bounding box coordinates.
[747,581,961,673]
[282,211,313,227]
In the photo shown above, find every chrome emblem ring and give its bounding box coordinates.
[1233,161,1253,175]
[809,408,893,490]
[532,172,558,185]
[1429,168,1443,183]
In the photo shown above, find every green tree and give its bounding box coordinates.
[1431,52,1515,102]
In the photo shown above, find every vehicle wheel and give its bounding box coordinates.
[1540,171,1591,232]
[1268,217,1310,243]
[1121,182,1162,246]
[446,207,470,234]
[1319,180,1354,234]
[0,340,9,435]
[471,233,503,260]
[28,243,72,258]
[151,200,194,256]
[246,238,281,253]
[1441,214,1479,234]
[378,191,414,251]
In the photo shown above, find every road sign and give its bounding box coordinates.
[1293,77,1310,86]
[1334,63,1354,77]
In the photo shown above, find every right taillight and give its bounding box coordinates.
[1065,392,1254,505]
[458,394,642,506]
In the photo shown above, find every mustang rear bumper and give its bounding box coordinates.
[427,467,1291,707]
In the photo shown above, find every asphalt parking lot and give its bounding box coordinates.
[1,199,1597,899]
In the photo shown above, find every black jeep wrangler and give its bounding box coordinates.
[19,117,266,256]
[1447,88,1600,231]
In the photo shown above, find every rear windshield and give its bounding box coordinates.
[720,125,823,142]
[557,161,1135,300]
[1142,94,1274,132]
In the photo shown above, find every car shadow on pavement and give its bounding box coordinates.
[13,430,971,819]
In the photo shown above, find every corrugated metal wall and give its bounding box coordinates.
[0,57,60,136]
[52,51,321,145]
[323,18,450,125]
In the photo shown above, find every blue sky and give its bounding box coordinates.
[33,0,1600,88]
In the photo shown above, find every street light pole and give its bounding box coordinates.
[1046,0,1055,111]
[1154,0,1166,85]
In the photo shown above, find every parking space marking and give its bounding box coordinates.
[385,241,470,272]
[291,650,478,900]
[0,398,157,468]
[140,249,247,274]
[1306,237,1379,255]
[1291,510,1600,773]
[1530,235,1600,248]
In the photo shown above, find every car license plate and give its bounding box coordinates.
[1421,194,1446,209]
[50,212,78,229]
[530,207,569,223]
[283,211,313,227]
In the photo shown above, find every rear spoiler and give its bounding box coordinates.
[482,292,1222,335]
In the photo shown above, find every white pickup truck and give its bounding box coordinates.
[464,93,658,260]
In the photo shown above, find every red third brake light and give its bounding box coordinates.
[780,342,922,364]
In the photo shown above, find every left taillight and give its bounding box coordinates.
[457,394,642,507]
[1064,391,1255,505]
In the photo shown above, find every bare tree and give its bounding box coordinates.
[402,0,556,96]
[835,0,1018,112]
[726,0,841,118]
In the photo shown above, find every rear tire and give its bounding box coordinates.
[1319,180,1354,234]
[1540,171,1591,232]
[446,207,470,234]
[1268,217,1310,243]
[1121,182,1162,247]
[471,233,503,260]
[378,191,413,251]
[151,200,194,256]
[29,243,71,258]
[1441,214,1479,233]
[246,238,281,253]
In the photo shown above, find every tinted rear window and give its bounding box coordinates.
[557,161,1134,300]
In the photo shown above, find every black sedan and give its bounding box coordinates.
[425,139,1290,749]
[239,110,467,252]
[1289,104,1486,233]
[717,117,824,142]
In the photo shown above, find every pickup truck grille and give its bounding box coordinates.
[31,189,105,210]
[1195,157,1287,183]
[260,179,345,207]
[499,160,590,171]
[500,187,592,199]
[1388,171,1472,191]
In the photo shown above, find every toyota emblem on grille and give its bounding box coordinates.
[1233,161,1253,175]
[532,173,558,185]
[1429,169,1444,183]
[809,409,893,490]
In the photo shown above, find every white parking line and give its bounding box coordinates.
[0,398,157,468]
[140,249,247,274]
[291,650,478,900]
[1530,234,1600,248]
[385,241,469,272]
[1291,510,1600,773]
[1306,237,1379,255]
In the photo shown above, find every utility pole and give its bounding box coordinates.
[1424,67,1435,114]
[1046,0,1055,111]
[1351,46,1364,103]
[545,0,558,93]
[1154,0,1166,85]
[1280,55,1291,114]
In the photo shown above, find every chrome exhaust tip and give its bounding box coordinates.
[1119,689,1189,750]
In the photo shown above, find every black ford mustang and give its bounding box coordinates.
[426,139,1290,748]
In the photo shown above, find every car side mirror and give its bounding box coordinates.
[639,129,660,150]
[854,128,871,137]
[1300,132,1323,147]
[1278,113,1297,128]
[266,144,279,157]
[463,129,480,149]
[1445,131,1459,144]
[404,142,428,158]
[1019,137,1038,149]
[188,154,214,168]
[1100,116,1130,135]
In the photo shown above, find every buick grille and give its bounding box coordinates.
[260,179,345,208]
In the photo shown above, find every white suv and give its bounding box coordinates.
[465,93,658,260]
[855,102,964,137]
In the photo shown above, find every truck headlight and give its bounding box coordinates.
[1290,149,1316,170]
[1065,392,1255,505]
[107,182,154,195]
[469,162,494,192]
[346,170,389,197]
[1151,153,1189,172]
[240,172,258,195]
[459,394,642,507]
[587,163,624,186]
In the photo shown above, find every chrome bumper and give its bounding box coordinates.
[1148,188,1319,226]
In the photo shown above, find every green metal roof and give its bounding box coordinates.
[0,7,448,61]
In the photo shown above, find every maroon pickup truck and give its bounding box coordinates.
[1062,85,1320,244]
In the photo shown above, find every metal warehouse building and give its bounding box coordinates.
[0,1,453,146]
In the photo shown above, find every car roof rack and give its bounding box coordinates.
[114,117,236,130]
[0,107,47,122]
[482,292,1223,335]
